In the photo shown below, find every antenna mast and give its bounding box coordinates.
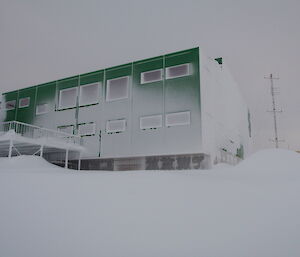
[264,73,282,148]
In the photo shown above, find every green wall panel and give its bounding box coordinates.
[57,76,79,90]
[133,56,163,85]
[36,82,56,105]
[16,87,36,124]
[105,64,132,81]
[165,48,198,67]
[80,71,104,85]
[163,48,201,153]
[132,56,164,114]
[3,91,18,122]
[56,76,79,111]
[165,48,200,112]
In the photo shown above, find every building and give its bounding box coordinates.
[0,47,252,170]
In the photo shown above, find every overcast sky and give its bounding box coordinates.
[1,0,299,151]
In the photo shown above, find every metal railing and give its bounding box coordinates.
[0,121,82,145]
[219,149,242,165]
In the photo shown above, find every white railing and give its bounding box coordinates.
[0,121,82,146]
[219,149,242,165]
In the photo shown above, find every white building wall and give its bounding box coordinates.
[200,53,252,164]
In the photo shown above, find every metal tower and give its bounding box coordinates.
[264,74,282,148]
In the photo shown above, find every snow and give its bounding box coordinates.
[0,155,60,171]
[0,149,300,257]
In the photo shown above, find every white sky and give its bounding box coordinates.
[1,0,300,151]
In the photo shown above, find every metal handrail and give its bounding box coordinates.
[219,148,242,165]
[0,120,82,145]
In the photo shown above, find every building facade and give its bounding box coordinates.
[0,47,252,170]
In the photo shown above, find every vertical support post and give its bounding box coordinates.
[78,151,81,170]
[270,74,279,148]
[40,145,44,157]
[8,139,13,158]
[65,149,69,169]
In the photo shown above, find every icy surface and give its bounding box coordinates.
[0,149,300,257]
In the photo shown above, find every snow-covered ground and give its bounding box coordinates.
[0,149,299,257]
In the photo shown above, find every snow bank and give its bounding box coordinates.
[0,155,59,171]
[0,149,299,257]
[236,148,300,172]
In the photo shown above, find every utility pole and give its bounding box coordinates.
[264,74,282,148]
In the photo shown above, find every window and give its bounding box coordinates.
[19,97,30,108]
[106,76,129,101]
[57,125,74,135]
[78,123,96,136]
[106,119,126,133]
[141,69,163,84]
[166,111,191,127]
[166,63,190,79]
[79,83,100,106]
[36,103,49,115]
[5,100,16,110]
[140,115,162,130]
[58,87,78,109]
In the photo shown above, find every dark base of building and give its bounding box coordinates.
[55,153,211,171]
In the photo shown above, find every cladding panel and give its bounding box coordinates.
[80,71,104,85]
[3,91,18,122]
[164,48,201,153]
[16,87,36,124]
[34,82,56,129]
[131,56,164,156]
[101,64,132,157]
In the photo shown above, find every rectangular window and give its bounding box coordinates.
[106,119,126,133]
[58,87,78,109]
[140,115,162,130]
[106,76,129,101]
[79,83,100,106]
[166,63,190,79]
[78,122,96,136]
[57,125,74,135]
[36,103,49,115]
[166,111,191,127]
[5,100,16,110]
[19,97,30,108]
[141,69,163,84]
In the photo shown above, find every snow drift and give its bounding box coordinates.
[0,155,58,171]
[236,148,300,172]
[0,149,299,257]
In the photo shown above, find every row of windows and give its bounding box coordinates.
[5,97,30,111]
[3,83,100,113]
[4,98,50,115]
[141,63,190,84]
[140,111,191,129]
[58,123,96,136]
[59,63,191,109]
[4,63,192,112]
[57,111,191,136]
